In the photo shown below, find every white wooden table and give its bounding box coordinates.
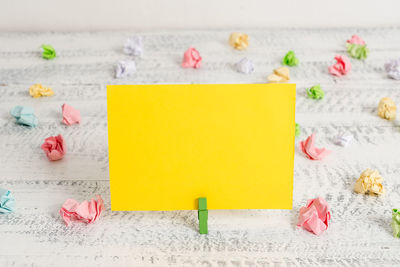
[1,29,400,266]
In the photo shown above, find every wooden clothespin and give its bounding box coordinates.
[198,197,208,234]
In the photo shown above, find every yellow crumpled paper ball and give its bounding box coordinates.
[354,168,385,195]
[229,32,249,50]
[29,84,54,98]
[378,97,396,120]
[267,66,290,83]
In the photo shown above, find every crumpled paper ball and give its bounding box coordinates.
[346,35,369,60]
[29,83,54,98]
[62,104,81,126]
[347,35,365,45]
[0,188,15,214]
[282,50,299,67]
[123,35,143,57]
[229,32,249,50]
[306,84,324,100]
[115,60,136,78]
[299,133,331,160]
[297,197,331,235]
[267,66,290,83]
[235,58,254,74]
[328,55,351,76]
[182,47,202,69]
[384,58,400,80]
[354,168,385,195]
[41,134,66,161]
[346,43,369,60]
[295,123,301,137]
[59,195,104,226]
[334,133,353,147]
[41,44,56,60]
[378,97,396,120]
[392,209,400,238]
[10,106,38,127]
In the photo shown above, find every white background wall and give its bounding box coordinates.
[0,0,399,31]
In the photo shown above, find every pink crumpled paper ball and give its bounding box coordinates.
[346,35,365,45]
[299,133,331,160]
[182,47,202,68]
[328,55,351,76]
[59,195,104,226]
[297,197,331,235]
[41,134,66,161]
[62,103,80,126]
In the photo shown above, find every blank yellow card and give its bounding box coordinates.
[107,84,296,211]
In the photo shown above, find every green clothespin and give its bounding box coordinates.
[198,197,208,234]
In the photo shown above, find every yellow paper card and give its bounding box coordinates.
[107,84,296,211]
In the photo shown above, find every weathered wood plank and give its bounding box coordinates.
[0,29,400,266]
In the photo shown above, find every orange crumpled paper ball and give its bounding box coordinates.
[354,168,385,196]
[377,97,396,120]
[229,32,249,50]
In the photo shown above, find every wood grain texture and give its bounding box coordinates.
[1,28,400,266]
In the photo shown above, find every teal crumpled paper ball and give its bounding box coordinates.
[0,188,15,213]
[10,106,38,127]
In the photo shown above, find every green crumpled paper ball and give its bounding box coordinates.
[295,123,301,137]
[346,43,369,60]
[392,209,400,238]
[41,44,56,60]
[282,50,299,67]
[307,84,324,100]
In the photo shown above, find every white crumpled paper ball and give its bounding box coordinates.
[235,58,254,74]
[115,60,136,78]
[124,36,143,57]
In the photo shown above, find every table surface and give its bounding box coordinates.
[1,28,400,266]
